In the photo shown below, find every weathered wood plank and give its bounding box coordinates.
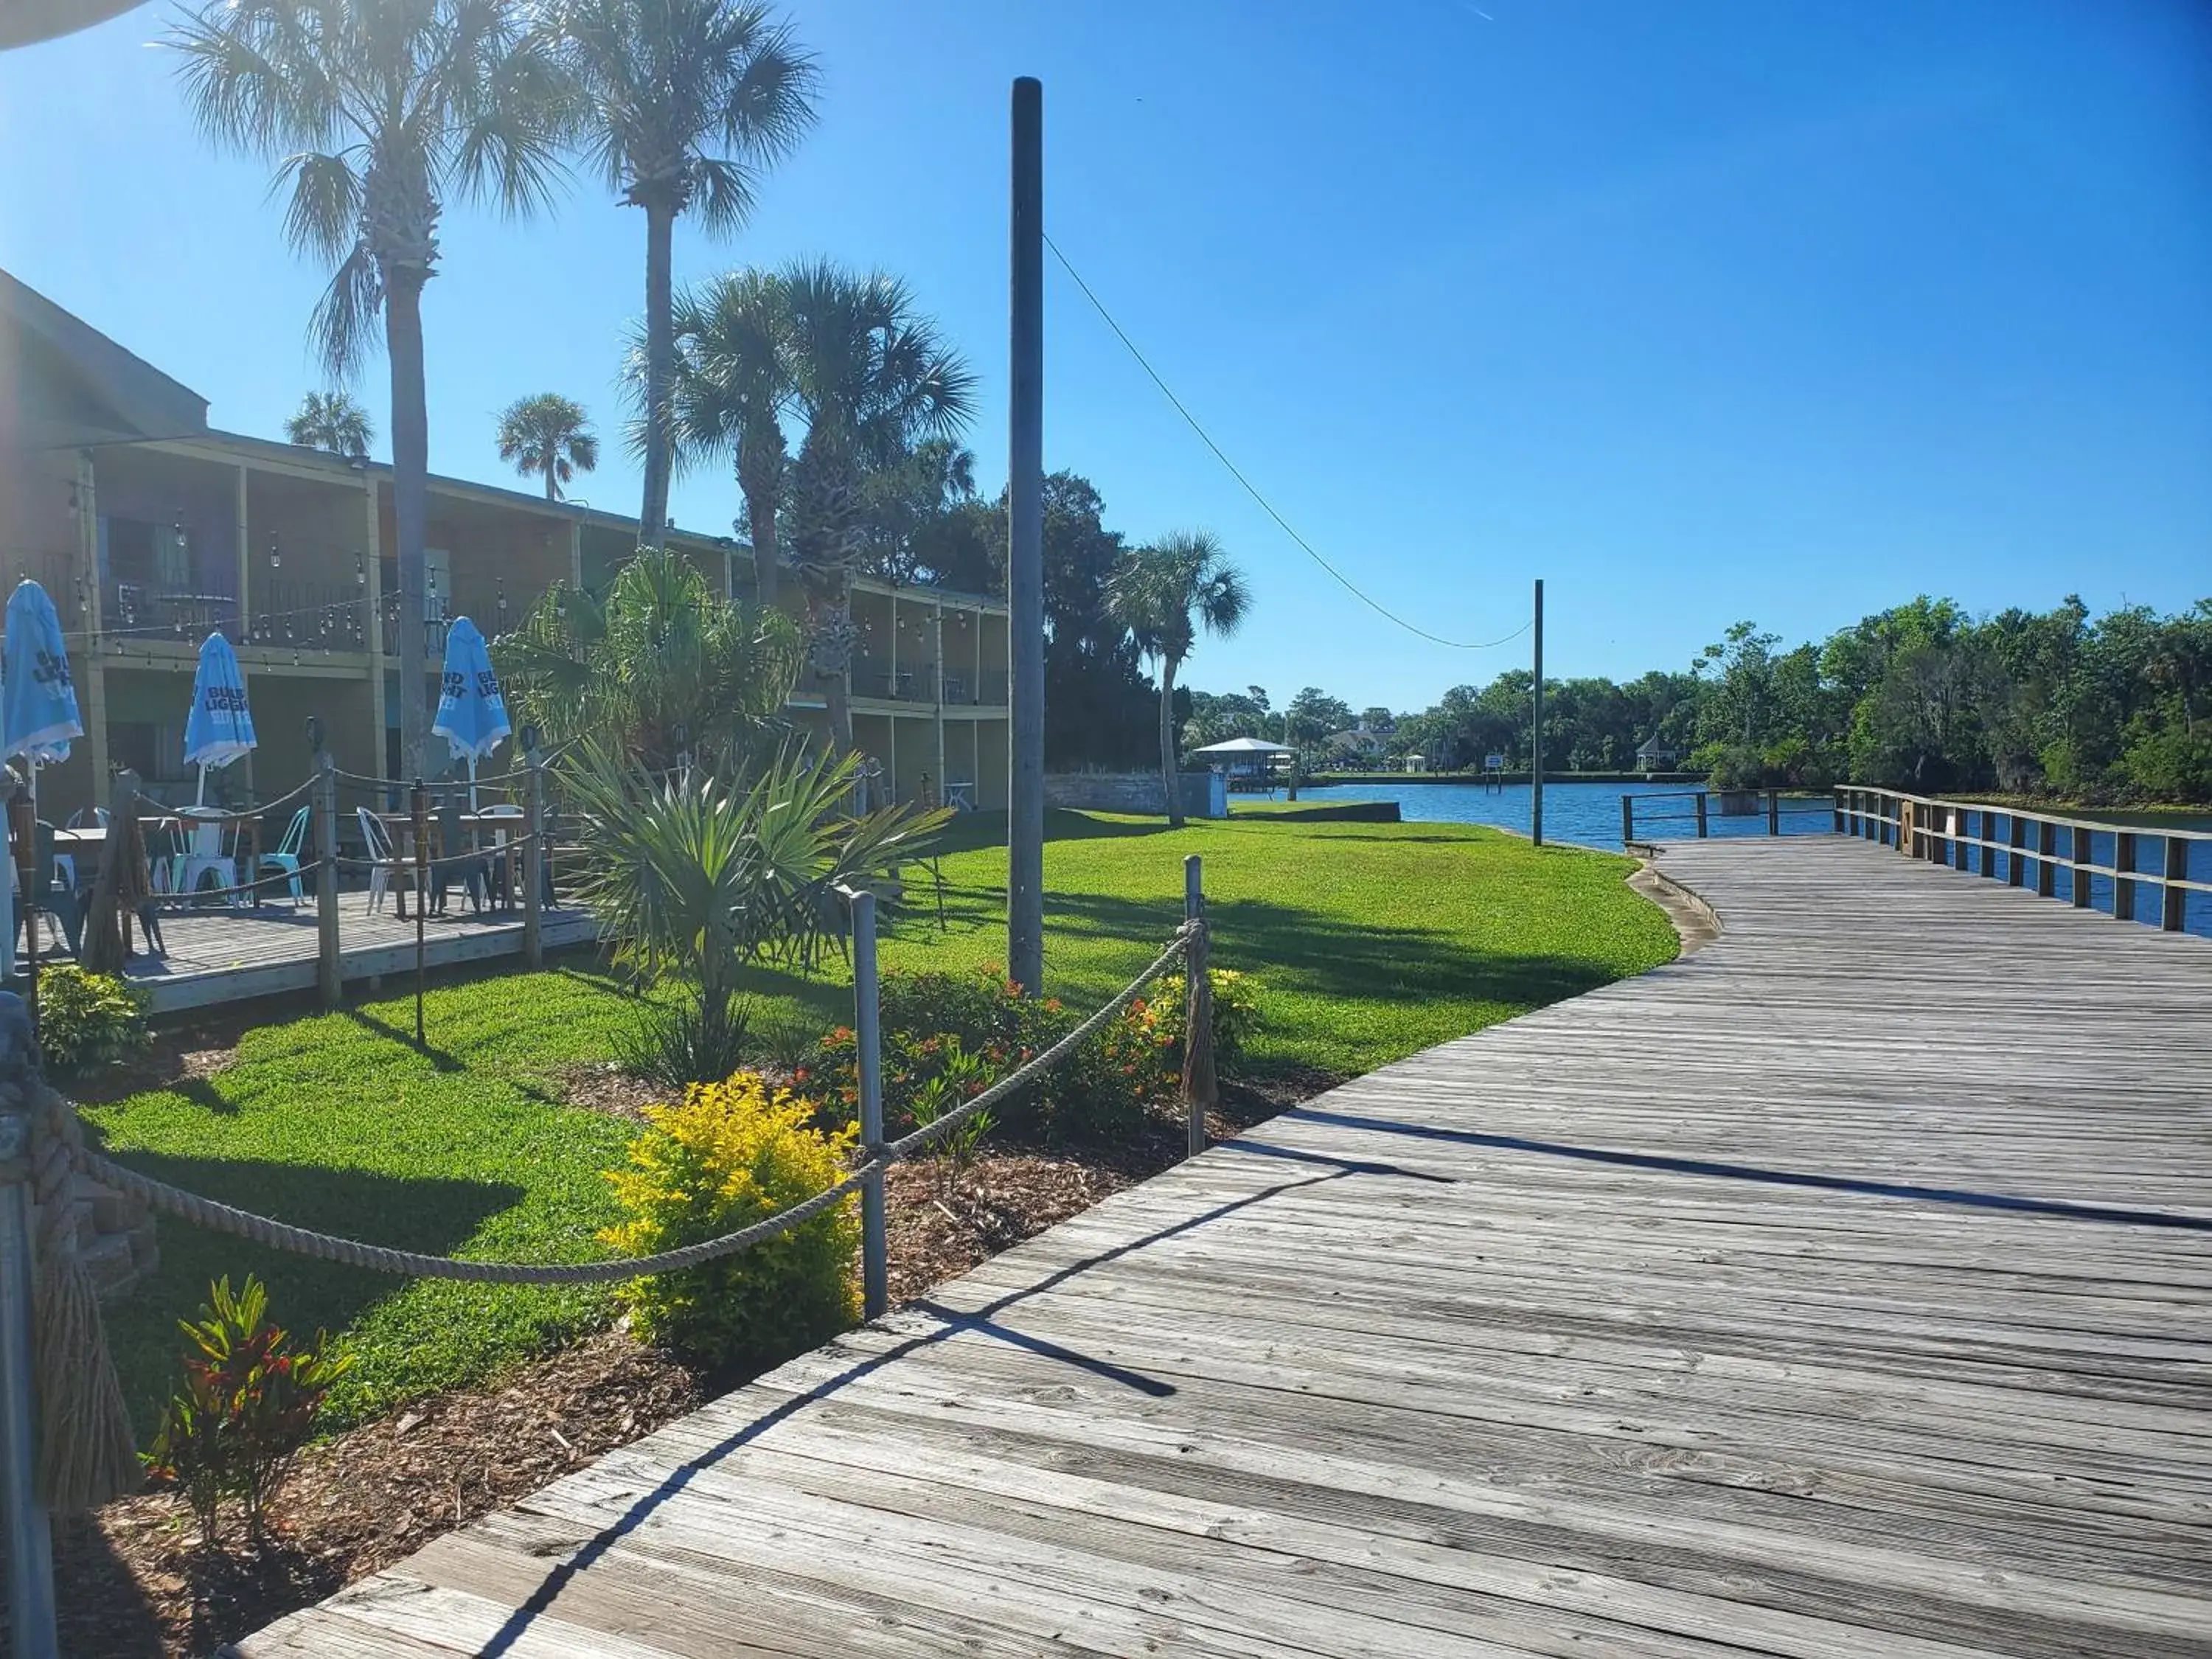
[232,836,2212,1658]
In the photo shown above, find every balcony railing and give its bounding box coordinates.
[853,661,939,703]
[105,578,240,644]
[250,577,370,653]
[942,669,1008,707]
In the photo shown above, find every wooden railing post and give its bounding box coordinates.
[2008,813,2027,887]
[2163,835,2191,933]
[1183,853,1214,1160]
[2073,822,2093,908]
[848,887,887,1319]
[1980,810,2000,878]
[315,751,341,1009]
[2036,819,2056,899]
[522,751,546,970]
[0,1046,58,1659]
[1620,795,1635,847]
[2113,831,2137,923]
[1767,789,1781,837]
[1694,793,1709,839]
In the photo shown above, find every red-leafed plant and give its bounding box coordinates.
[142,1275,352,1549]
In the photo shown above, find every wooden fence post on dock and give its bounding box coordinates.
[1980,810,2000,878]
[1694,793,1709,839]
[0,1061,58,1659]
[315,750,341,1009]
[1183,854,1214,1160]
[2073,823,2093,908]
[2114,832,2137,923]
[2008,814,2027,888]
[1767,790,1781,836]
[522,749,546,971]
[1621,795,1634,847]
[2164,835,2191,933]
[848,887,887,1319]
[2037,819,2056,899]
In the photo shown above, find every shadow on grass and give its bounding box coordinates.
[929,808,1178,857]
[1037,888,1624,1009]
[97,1152,524,1436]
[340,1005,465,1072]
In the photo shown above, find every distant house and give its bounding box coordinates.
[1635,735,1682,773]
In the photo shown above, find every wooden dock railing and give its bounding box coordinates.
[1833,786,2210,933]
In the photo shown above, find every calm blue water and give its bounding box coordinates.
[1281,781,2212,938]
[1283,781,1832,846]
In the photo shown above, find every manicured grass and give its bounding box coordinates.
[86,810,1674,1432]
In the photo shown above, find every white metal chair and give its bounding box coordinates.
[257,804,312,904]
[171,807,235,902]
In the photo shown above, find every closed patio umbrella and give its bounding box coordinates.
[183,630,257,804]
[3,578,85,987]
[430,616,511,808]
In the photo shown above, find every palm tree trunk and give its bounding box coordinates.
[638,199,677,550]
[386,271,431,782]
[1161,658,1183,829]
[743,463,779,609]
[544,459,558,501]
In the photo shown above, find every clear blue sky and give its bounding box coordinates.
[4,0,2207,713]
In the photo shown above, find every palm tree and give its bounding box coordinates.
[780,260,975,751]
[1107,532,1252,828]
[496,392,599,500]
[172,0,571,779]
[285,390,375,459]
[667,268,795,605]
[554,0,817,550]
[493,547,802,773]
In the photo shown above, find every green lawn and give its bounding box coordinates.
[85,810,1674,1433]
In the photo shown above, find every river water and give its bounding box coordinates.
[1284,780,2211,936]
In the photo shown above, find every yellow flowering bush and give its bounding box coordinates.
[601,1074,859,1368]
[1152,967,1261,1067]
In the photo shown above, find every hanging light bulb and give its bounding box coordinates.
[268,534,282,570]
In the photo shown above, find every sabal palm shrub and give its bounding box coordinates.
[494,547,801,774]
[563,739,948,1082]
[1107,532,1251,827]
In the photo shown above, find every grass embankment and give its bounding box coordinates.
[85,810,1674,1430]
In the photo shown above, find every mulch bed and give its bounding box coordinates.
[53,1061,1332,1658]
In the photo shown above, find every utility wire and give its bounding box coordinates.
[1046,232,1531,653]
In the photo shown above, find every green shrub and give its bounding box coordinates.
[907,1037,995,1180]
[602,1074,858,1368]
[142,1275,352,1549]
[616,988,754,1090]
[35,964,149,1075]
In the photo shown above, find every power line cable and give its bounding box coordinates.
[1045,232,1531,652]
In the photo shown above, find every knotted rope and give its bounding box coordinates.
[4,925,1198,1510]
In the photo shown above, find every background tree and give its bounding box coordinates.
[495,392,599,499]
[557,0,816,549]
[173,0,571,778]
[284,389,374,459]
[1107,532,1251,828]
[668,267,794,602]
[779,261,974,750]
[493,547,801,773]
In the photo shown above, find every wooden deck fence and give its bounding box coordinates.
[1833,785,2210,933]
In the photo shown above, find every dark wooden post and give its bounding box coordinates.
[522,749,546,970]
[0,1035,58,1658]
[1694,793,1708,838]
[1182,854,1214,1158]
[411,779,428,1043]
[1619,794,1634,847]
[1980,810,2000,878]
[2073,823,2093,908]
[2007,813,2026,888]
[2113,830,2136,923]
[1832,788,1845,836]
[315,751,341,1009]
[1530,579,1545,847]
[1767,789,1781,836]
[2160,834,2188,933]
[849,887,887,1318]
[1006,76,1046,998]
[2036,818,2056,899]
[1952,809,1970,872]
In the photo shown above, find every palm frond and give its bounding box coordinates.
[308,241,382,379]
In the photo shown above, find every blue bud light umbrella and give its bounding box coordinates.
[183,630,257,805]
[430,616,511,807]
[2,579,85,985]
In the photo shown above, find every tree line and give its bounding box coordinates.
[1184,596,2212,805]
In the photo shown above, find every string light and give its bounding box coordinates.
[268,534,282,570]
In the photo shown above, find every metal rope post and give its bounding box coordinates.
[846,886,888,1318]
[1183,854,1214,1158]
[0,1093,57,1659]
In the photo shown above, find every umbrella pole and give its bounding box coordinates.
[467,754,478,814]
[411,779,427,1048]
[196,764,206,807]
[22,767,37,1033]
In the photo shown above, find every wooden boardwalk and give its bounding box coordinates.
[235,836,2212,1658]
[106,902,597,1013]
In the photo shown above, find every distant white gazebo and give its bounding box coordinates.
[1189,734,1294,794]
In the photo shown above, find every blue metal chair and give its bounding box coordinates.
[257,804,312,904]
